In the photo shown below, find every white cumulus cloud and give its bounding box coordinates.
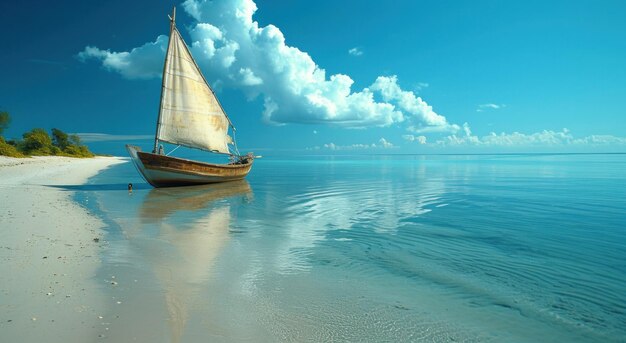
[378,137,393,148]
[78,0,457,132]
[370,75,448,129]
[403,134,427,144]
[239,67,263,85]
[77,36,168,79]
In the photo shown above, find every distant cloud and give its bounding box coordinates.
[78,0,458,132]
[378,137,393,148]
[415,82,429,91]
[403,134,427,144]
[462,122,472,136]
[433,128,626,147]
[76,133,153,142]
[407,123,461,134]
[476,103,505,112]
[312,138,395,150]
[348,47,363,56]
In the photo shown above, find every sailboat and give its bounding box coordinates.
[127,7,254,188]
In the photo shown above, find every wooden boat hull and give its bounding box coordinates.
[126,145,253,188]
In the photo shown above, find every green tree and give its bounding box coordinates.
[51,128,70,149]
[0,111,10,136]
[20,128,53,154]
[69,134,81,146]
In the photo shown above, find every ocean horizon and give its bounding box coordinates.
[76,153,625,342]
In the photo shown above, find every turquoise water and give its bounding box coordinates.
[82,154,626,342]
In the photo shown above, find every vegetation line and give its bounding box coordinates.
[0,111,94,158]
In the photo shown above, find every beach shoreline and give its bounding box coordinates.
[0,156,126,342]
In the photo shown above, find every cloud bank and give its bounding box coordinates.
[311,138,395,151]
[402,128,626,148]
[403,134,427,144]
[78,0,455,132]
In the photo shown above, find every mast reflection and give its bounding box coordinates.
[137,180,252,343]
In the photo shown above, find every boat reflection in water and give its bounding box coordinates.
[137,180,252,343]
[139,180,253,223]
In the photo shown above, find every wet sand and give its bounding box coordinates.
[0,156,125,342]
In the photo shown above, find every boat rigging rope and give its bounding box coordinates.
[166,145,182,156]
[231,125,242,157]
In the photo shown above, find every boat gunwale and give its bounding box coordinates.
[142,161,251,179]
[137,151,253,171]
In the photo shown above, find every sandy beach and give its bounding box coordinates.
[0,156,126,342]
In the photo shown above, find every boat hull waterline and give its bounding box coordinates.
[127,145,253,188]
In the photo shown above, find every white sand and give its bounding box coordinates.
[0,156,126,342]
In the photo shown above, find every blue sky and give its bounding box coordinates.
[1,0,625,155]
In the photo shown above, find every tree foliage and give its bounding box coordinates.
[0,136,25,157]
[0,111,10,135]
[52,128,70,150]
[0,117,94,158]
[20,128,53,155]
[69,134,81,146]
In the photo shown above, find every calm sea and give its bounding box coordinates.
[79,154,626,342]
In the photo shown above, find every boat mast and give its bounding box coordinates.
[153,6,176,153]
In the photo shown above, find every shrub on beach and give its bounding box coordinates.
[0,112,95,158]
[0,136,25,157]
[19,128,54,155]
[16,128,95,157]
[60,132,94,157]
[63,144,94,158]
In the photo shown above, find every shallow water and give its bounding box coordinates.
[82,154,626,342]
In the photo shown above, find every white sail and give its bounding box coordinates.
[157,28,232,154]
